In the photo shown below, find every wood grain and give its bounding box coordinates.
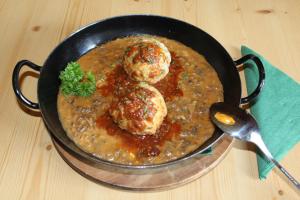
[0,0,300,199]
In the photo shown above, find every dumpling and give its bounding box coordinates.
[123,38,171,84]
[110,82,167,135]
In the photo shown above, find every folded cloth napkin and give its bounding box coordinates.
[241,46,300,179]
[201,147,212,155]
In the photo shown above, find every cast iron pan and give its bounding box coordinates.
[12,15,265,171]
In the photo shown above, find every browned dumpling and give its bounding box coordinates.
[109,83,167,135]
[123,38,171,84]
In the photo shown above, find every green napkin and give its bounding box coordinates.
[201,147,212,155]
[241,46,300,179]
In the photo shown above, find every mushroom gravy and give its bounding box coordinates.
[57,35,223,165]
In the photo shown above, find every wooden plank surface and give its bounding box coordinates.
[0,0,299,199]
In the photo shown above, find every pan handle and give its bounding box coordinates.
[234,54,265,105]
[12,60,41,109]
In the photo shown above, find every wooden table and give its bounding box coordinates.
[1,0,299,199]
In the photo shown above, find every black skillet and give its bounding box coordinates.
[12,15,265,172]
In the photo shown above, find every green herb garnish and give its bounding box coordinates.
[182,72,189,81]
[136,93,147,102]
[59,62,96,97]
[143,106,149,116]
[110,63,117,68]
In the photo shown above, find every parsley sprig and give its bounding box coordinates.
[59,62,96,97]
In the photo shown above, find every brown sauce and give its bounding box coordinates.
[57,35,224,165]
[96,113,180,157]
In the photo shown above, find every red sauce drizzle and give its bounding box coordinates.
[99,64,139,97]
[96,113,181,157]
[96,51,184,158]
[154,52,184,101]
[125,42,162,64]
[99,52,183,101]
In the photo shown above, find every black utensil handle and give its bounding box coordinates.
[12,60,41,109]
[234,54,265,105]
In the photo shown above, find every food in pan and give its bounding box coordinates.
[110,82,167,135]
[57,35,223,165]
[59,62,96,97]
[123,38,171,84]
